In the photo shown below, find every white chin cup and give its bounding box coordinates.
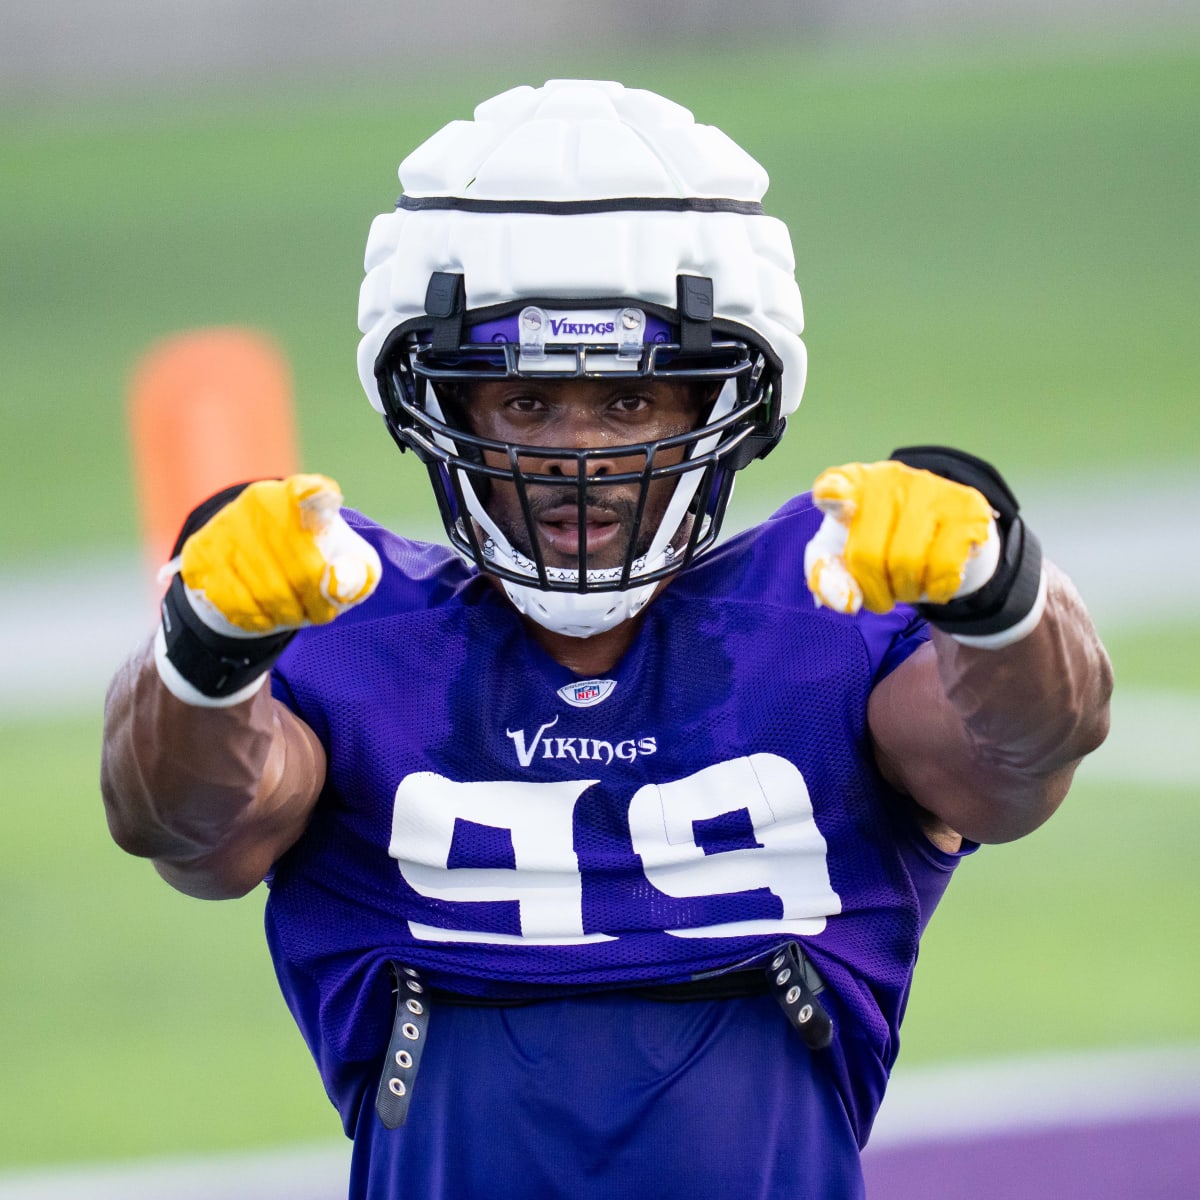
[501,578,659,639]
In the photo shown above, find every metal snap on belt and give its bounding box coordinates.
[765,942,834,1051]
[376,963,431,1129]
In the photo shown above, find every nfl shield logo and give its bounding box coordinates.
[556,678,617,708]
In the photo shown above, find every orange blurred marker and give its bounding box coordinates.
[128,327,299,598]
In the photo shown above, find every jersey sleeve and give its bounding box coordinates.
[858,605,930,685]
[896,822,979,934]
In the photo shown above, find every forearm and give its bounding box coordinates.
[870,562,1113,842]
[101,634,325,898]
[933,562,1111,776]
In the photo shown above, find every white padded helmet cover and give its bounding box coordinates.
[357,79,807,416]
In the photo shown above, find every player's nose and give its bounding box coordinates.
[538,408,623,478]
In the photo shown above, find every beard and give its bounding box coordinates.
[486,481,686,572]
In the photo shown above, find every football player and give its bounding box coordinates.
[101,80,1112,1199]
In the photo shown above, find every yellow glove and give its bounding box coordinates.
[805,460,998,615]
[177,474,382,635]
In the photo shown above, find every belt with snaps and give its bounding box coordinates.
[765,941,834,1049]
[374,942,832,1128]
[374,962,430,1129]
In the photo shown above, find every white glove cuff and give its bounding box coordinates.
[949,565,1048,650]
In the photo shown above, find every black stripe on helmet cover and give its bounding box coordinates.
[396,195,765,216]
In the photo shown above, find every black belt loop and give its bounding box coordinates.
[766,943,834,1050]
[375,962,430,1129]
[372,947,829,1124]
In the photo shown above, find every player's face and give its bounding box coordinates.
[458,377,709,572]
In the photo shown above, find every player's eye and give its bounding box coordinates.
[504,394,548,414]
[609,393,651,414]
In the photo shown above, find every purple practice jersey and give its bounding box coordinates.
[266,494,974,1199]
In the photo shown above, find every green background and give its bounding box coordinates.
[1,33,1197,1167]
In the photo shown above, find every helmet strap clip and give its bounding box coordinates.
[676,274,714,354]
[424,272,466,353]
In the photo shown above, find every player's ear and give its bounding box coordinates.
[433,381,469,427]
[691,381,724,426]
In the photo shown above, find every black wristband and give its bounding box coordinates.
[160,572,296,700]
[158,479,293,700]
[889,445,1043,638]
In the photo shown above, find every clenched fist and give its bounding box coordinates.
[804,459,999,615]
[178,474,381,635]
[156,474,382,705]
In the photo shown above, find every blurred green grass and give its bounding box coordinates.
[0,713,335,1164]
[2,35,1198,1170]
[2,39,1197,558]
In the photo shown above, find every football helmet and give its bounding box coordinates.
[358,79,807,637]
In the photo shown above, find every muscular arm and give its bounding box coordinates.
[100,634,326,900]
[868,562,1113,845]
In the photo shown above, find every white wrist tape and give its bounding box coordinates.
[949,565,1048,650]
[153,625,270,708]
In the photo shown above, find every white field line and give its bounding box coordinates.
[865,1043,1200,1150]
[4,472,1200,720]
[1072,687,1200,787]
[0,1141,351,1200]
[4,487,1198,793]
[1,1045,1197,1196]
